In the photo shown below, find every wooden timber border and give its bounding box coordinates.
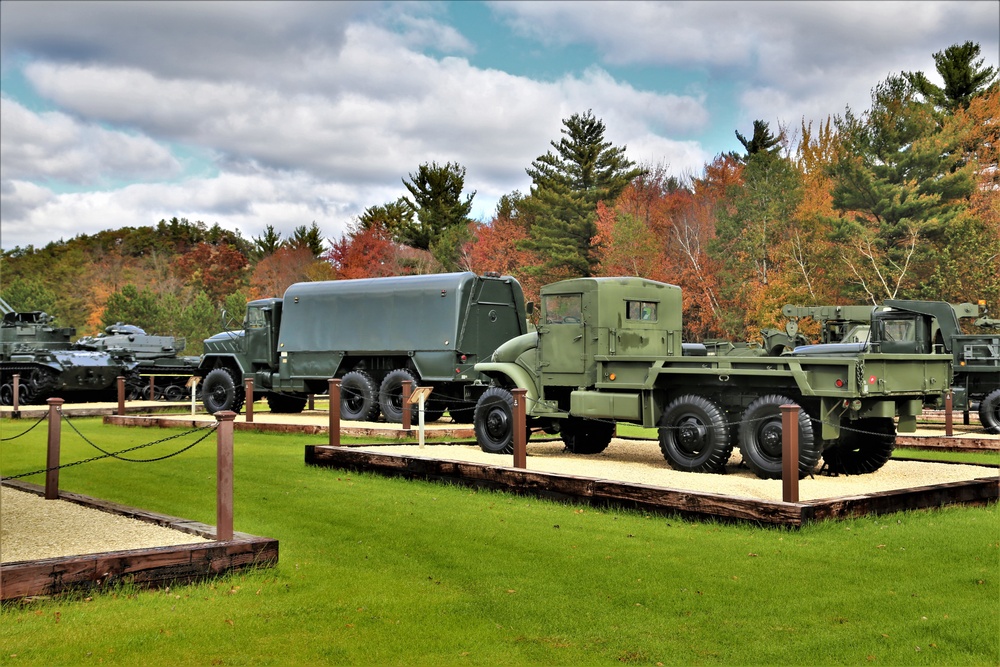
[305,445,998,528]
[0,480,279,602]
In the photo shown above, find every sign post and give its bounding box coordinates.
[408,387,434,448]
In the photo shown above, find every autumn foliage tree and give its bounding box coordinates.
[174,242,249,306]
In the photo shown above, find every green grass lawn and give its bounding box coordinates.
[1,418,998,666]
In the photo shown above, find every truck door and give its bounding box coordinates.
[538,293,585,376]
[246,305,274,368]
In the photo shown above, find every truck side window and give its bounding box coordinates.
[626,301,657,322]
[246,308,268,330]
[544,295,582,324]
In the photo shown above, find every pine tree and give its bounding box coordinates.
[904,41,998,113]
[399,162,475,260]
[521,110,643,279]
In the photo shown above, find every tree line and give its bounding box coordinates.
[2,41,997,352]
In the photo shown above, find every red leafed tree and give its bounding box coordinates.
[323,224,401,280]
[174,242,248,305]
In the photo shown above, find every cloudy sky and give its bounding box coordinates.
[1,1,997,252]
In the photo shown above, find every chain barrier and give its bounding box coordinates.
[0,413,47,442]
[1,410,218,481]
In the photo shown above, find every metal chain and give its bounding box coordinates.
[0,413,47,441]
[1,416,218,480]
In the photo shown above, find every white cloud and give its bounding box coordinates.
[0,97,181,185]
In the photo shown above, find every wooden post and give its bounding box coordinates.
[11,373,20,419]
[215,410,236,541]
[308,394,315,411]
[244,377,254,423]
[328,378,341,447]
[945,392,953,437]
[45,398,65,500]
[117,376,126,416]
[149,376,156,401]
[401,380,412,432]
[512,388,526,469]
[780,404,799,503]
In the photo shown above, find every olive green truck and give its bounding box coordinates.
[198,272,531,422]
[472,277,952,479]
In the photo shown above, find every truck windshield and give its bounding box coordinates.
[544,295,582,324]
[882,318,915,342]
[246,307,268,330]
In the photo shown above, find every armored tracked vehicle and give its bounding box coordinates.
[471,277,952,479]
[0,298,138,405]
[75,324,200,401]
[198,272,532,421]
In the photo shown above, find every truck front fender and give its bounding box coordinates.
[475,361,540,411]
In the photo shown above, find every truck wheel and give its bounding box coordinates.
[202,367,244,414]
[266,392,308,414]
[474,386,526,454]
[340,370,380,421]
[739,395,819,480]
[658,395,732,473]
[822,418,896,475]
[561,417,615,454]
[979,389,1000,435]
[379,369,419,423]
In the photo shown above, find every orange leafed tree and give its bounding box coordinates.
[463,214,545,307]
[249,246,323,299]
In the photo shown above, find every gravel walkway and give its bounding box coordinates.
[1,487,209,563]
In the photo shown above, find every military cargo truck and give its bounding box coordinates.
[471,277,952,479]
[0,298,138,405]
[781,301,1000,433]
[198,272,531,421]
[75,324,201,401]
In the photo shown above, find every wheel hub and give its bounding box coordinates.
[677,417,707,454]
[485,408,509,440]
[759,420,784,458]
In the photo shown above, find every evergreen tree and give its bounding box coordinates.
[521,110,643,278]
[288,222,325,258]
[829,74,976,300]
[357,199,414,237]
[905,41,998,113]
[735,120,782,159]
[251,225,284,260]
[399,161,475,269]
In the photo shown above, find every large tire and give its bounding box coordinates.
[561,416,615,454]
[823,418,897,475]
[658,395,732,473]
[739,395,819,480]
[340,370,380,421]
[474,386,530,454]
[978,389,1000,435]
[379,368,419,423]
[202,367,244,414]
[267,392,307,414]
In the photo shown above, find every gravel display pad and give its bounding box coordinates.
[356,438,996,503]
[1,487,210,563]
